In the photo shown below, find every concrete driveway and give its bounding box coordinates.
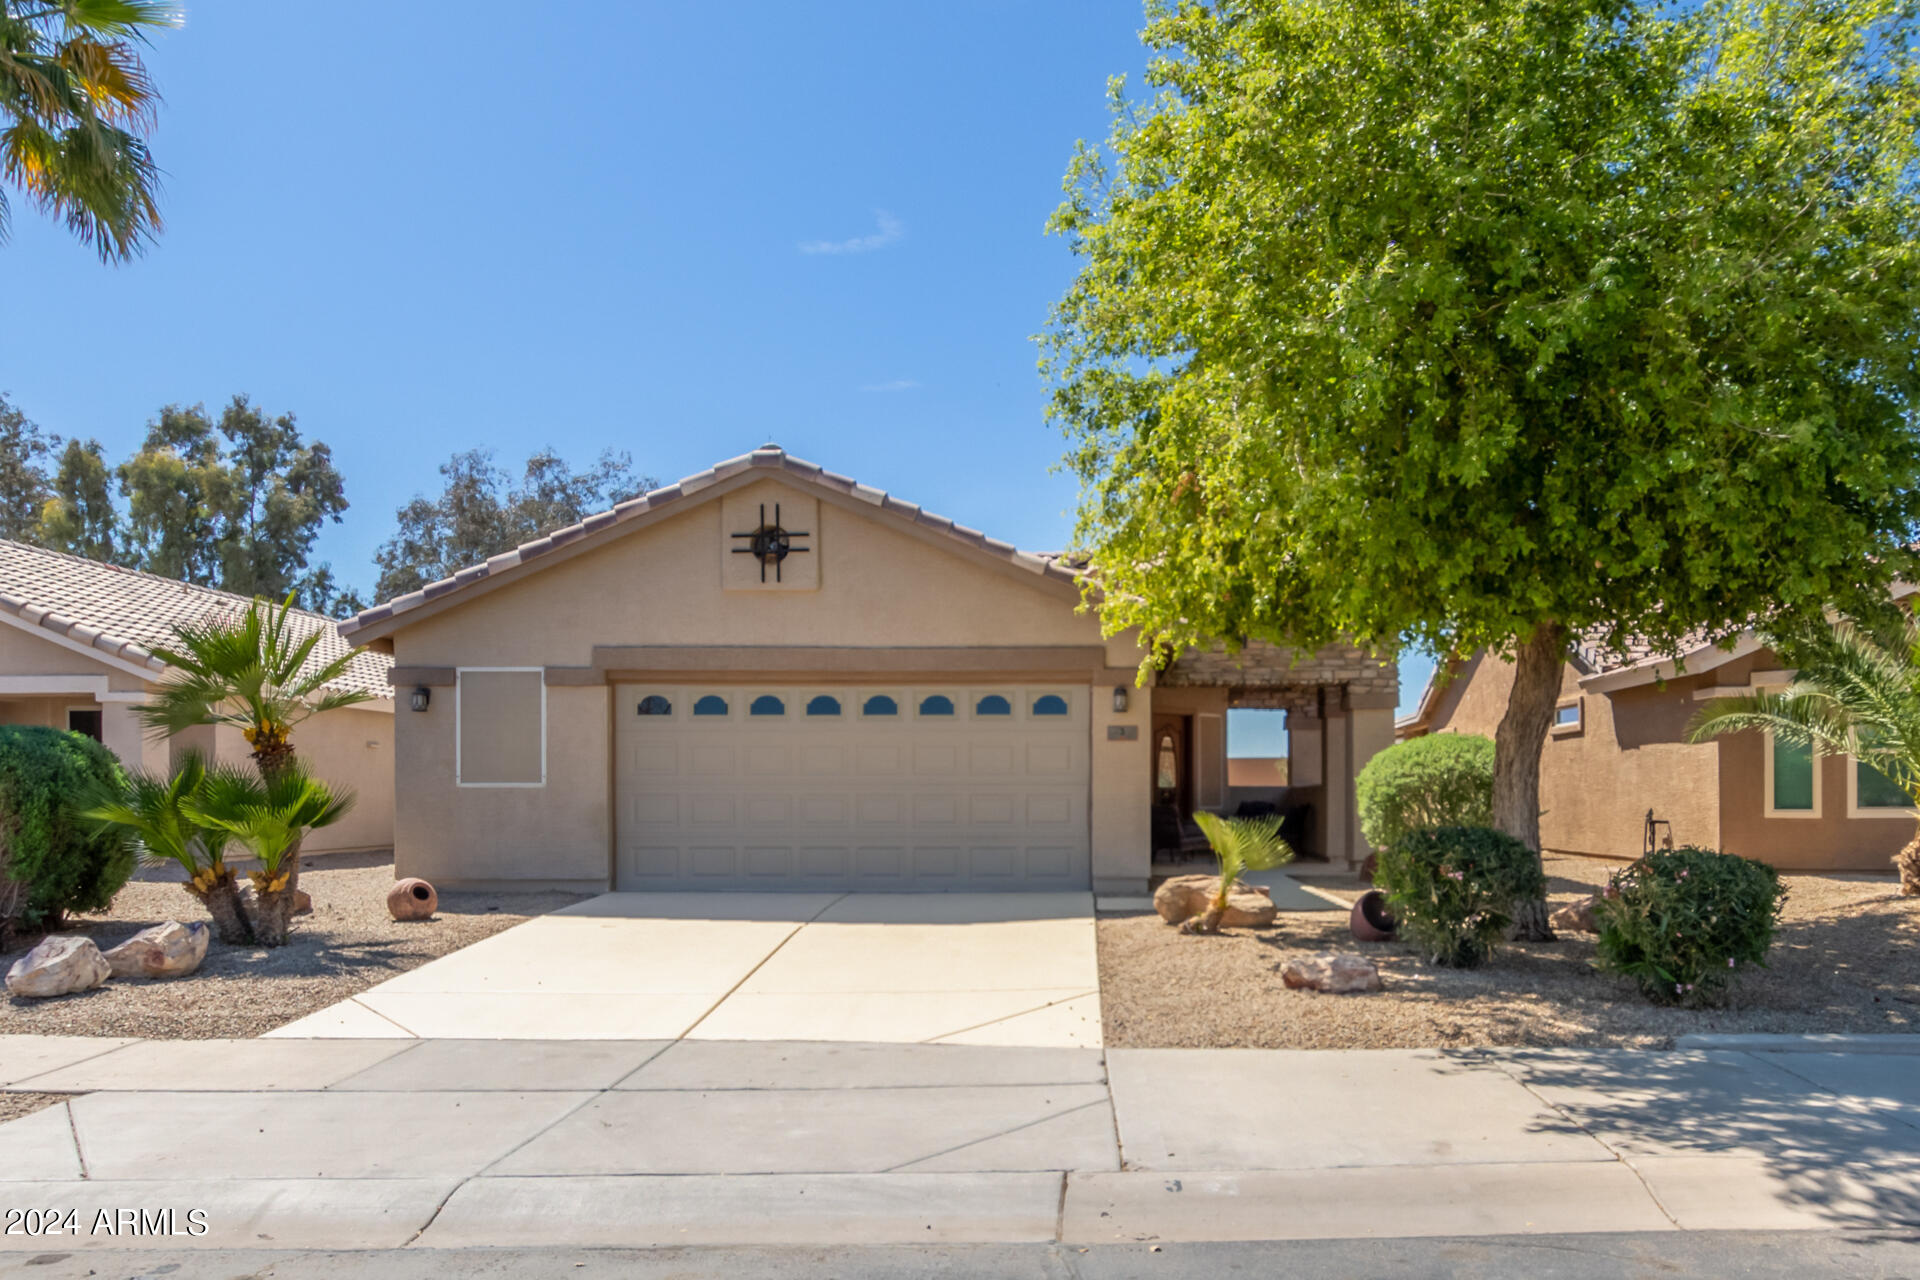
[267,891,1100,1045]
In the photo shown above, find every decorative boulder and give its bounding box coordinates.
[1550,895,1601,934]
[1281,952,1383,994]
[387,878,437,921]
[1153,875,1276,928]
[5,935,111,998]
[102,921,209,980]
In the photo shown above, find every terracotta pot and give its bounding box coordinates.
[387,878,437,922]
[1350,889,1397,942]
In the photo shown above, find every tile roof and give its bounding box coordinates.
[0,540,392,699]
[342,444,1084,637]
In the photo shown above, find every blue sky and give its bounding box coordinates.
[2,1,1433,733]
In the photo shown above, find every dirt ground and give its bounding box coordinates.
[1098,854,1920,1049]
[1,852,586,1039]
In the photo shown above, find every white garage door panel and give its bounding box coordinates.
[614,684,1090,891]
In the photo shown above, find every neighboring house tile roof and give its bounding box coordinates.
[0,540,392,699]
[342,444,1084,638]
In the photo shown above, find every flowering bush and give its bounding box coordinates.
[1594,846,1785,1006]
[1374,826,1545,968]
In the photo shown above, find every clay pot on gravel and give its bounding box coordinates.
[387,878,437,922]
[1350,889,1398,942]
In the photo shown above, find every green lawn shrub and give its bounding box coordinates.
[0,725,133,929]
[1594,846,1785,1006]
[1356,734,1496,854]
[1375,825,1545,967]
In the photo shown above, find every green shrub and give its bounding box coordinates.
[1375,825,1546,967]
[1594,846,1785,1006]
[0,725,133,928]
[1356,734,1496,854]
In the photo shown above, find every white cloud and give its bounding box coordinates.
[799,210,905,255]
[859,379,921,393]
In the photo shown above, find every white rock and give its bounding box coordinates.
[1281,952,1383,994]
[102,921,210,979]
[5,935,111,998]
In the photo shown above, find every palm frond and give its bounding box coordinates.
[1193,810,1295,888]
[1688,615,1920,808]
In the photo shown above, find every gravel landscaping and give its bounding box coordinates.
[1099,854,1920,1049]
[0,852,586,1039]
[0,1092,69,1123]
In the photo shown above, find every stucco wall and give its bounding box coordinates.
[296,706,396,855]
[386,480,1147,890]
[0,622,152,690]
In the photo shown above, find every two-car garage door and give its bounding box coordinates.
[613,683,1090,890]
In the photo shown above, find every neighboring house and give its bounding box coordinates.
[341,445,1399,894]
[1397,621,1917,872]
[0,541,396,855]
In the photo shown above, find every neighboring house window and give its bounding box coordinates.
[861,694,898,717]
[1032,694,1069,717]
[1764,730,1818,818]
[456,668,545,787]
[693,695,729,716]
[806,695,842,717]
[1551,699,1582,734]
[66,707,102,743]
[636,695,672,716]
[975,694,1012,716]
[1850,733,1911,815]
[749,694,786,717]
[918,694,956,717]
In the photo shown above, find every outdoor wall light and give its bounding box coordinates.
[1112,685,1129,714]
[409,686,431,712]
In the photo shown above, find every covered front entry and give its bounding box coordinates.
[613,683,1091,891]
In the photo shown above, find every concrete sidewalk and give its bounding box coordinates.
[265,892,1102,1045]
[0,1036,1915,1250]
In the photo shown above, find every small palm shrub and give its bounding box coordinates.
[1356,734,1495,854]
[0,725,134,930]
[1186,811,1295,933]
[1594,847,1785,1007]
[1375,826,1545,967]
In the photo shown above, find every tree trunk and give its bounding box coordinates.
[1494,622,1568,942]
[249,742,304,898]
[189,872,253,946]
[248,847,302,947]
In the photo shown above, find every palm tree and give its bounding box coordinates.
[188,761,353,945]
[83,751,252,943]
[1185,811,1296,933]
[1688,615,1920,895]
[138,593,374,781]
[0,1,180,260]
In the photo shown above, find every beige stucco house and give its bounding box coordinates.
[341,446,1398,894]
[0,541,395,856]
[1399,622,1918,872]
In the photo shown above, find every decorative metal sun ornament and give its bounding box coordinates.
[730,502,811,582]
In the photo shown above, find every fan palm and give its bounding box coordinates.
[1688,615,1920,894]
[82,750,252,943]
[1186,811,1296,933]
[138,593,374,781]
[186,761,353,945]
[0,1,180,260]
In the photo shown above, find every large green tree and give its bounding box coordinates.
[0,391,54,540]
[38,436,115,559]
[0,0,179,260]
[119,396,349,601]
[372,448,653,602]
[1045,0,1920,936]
